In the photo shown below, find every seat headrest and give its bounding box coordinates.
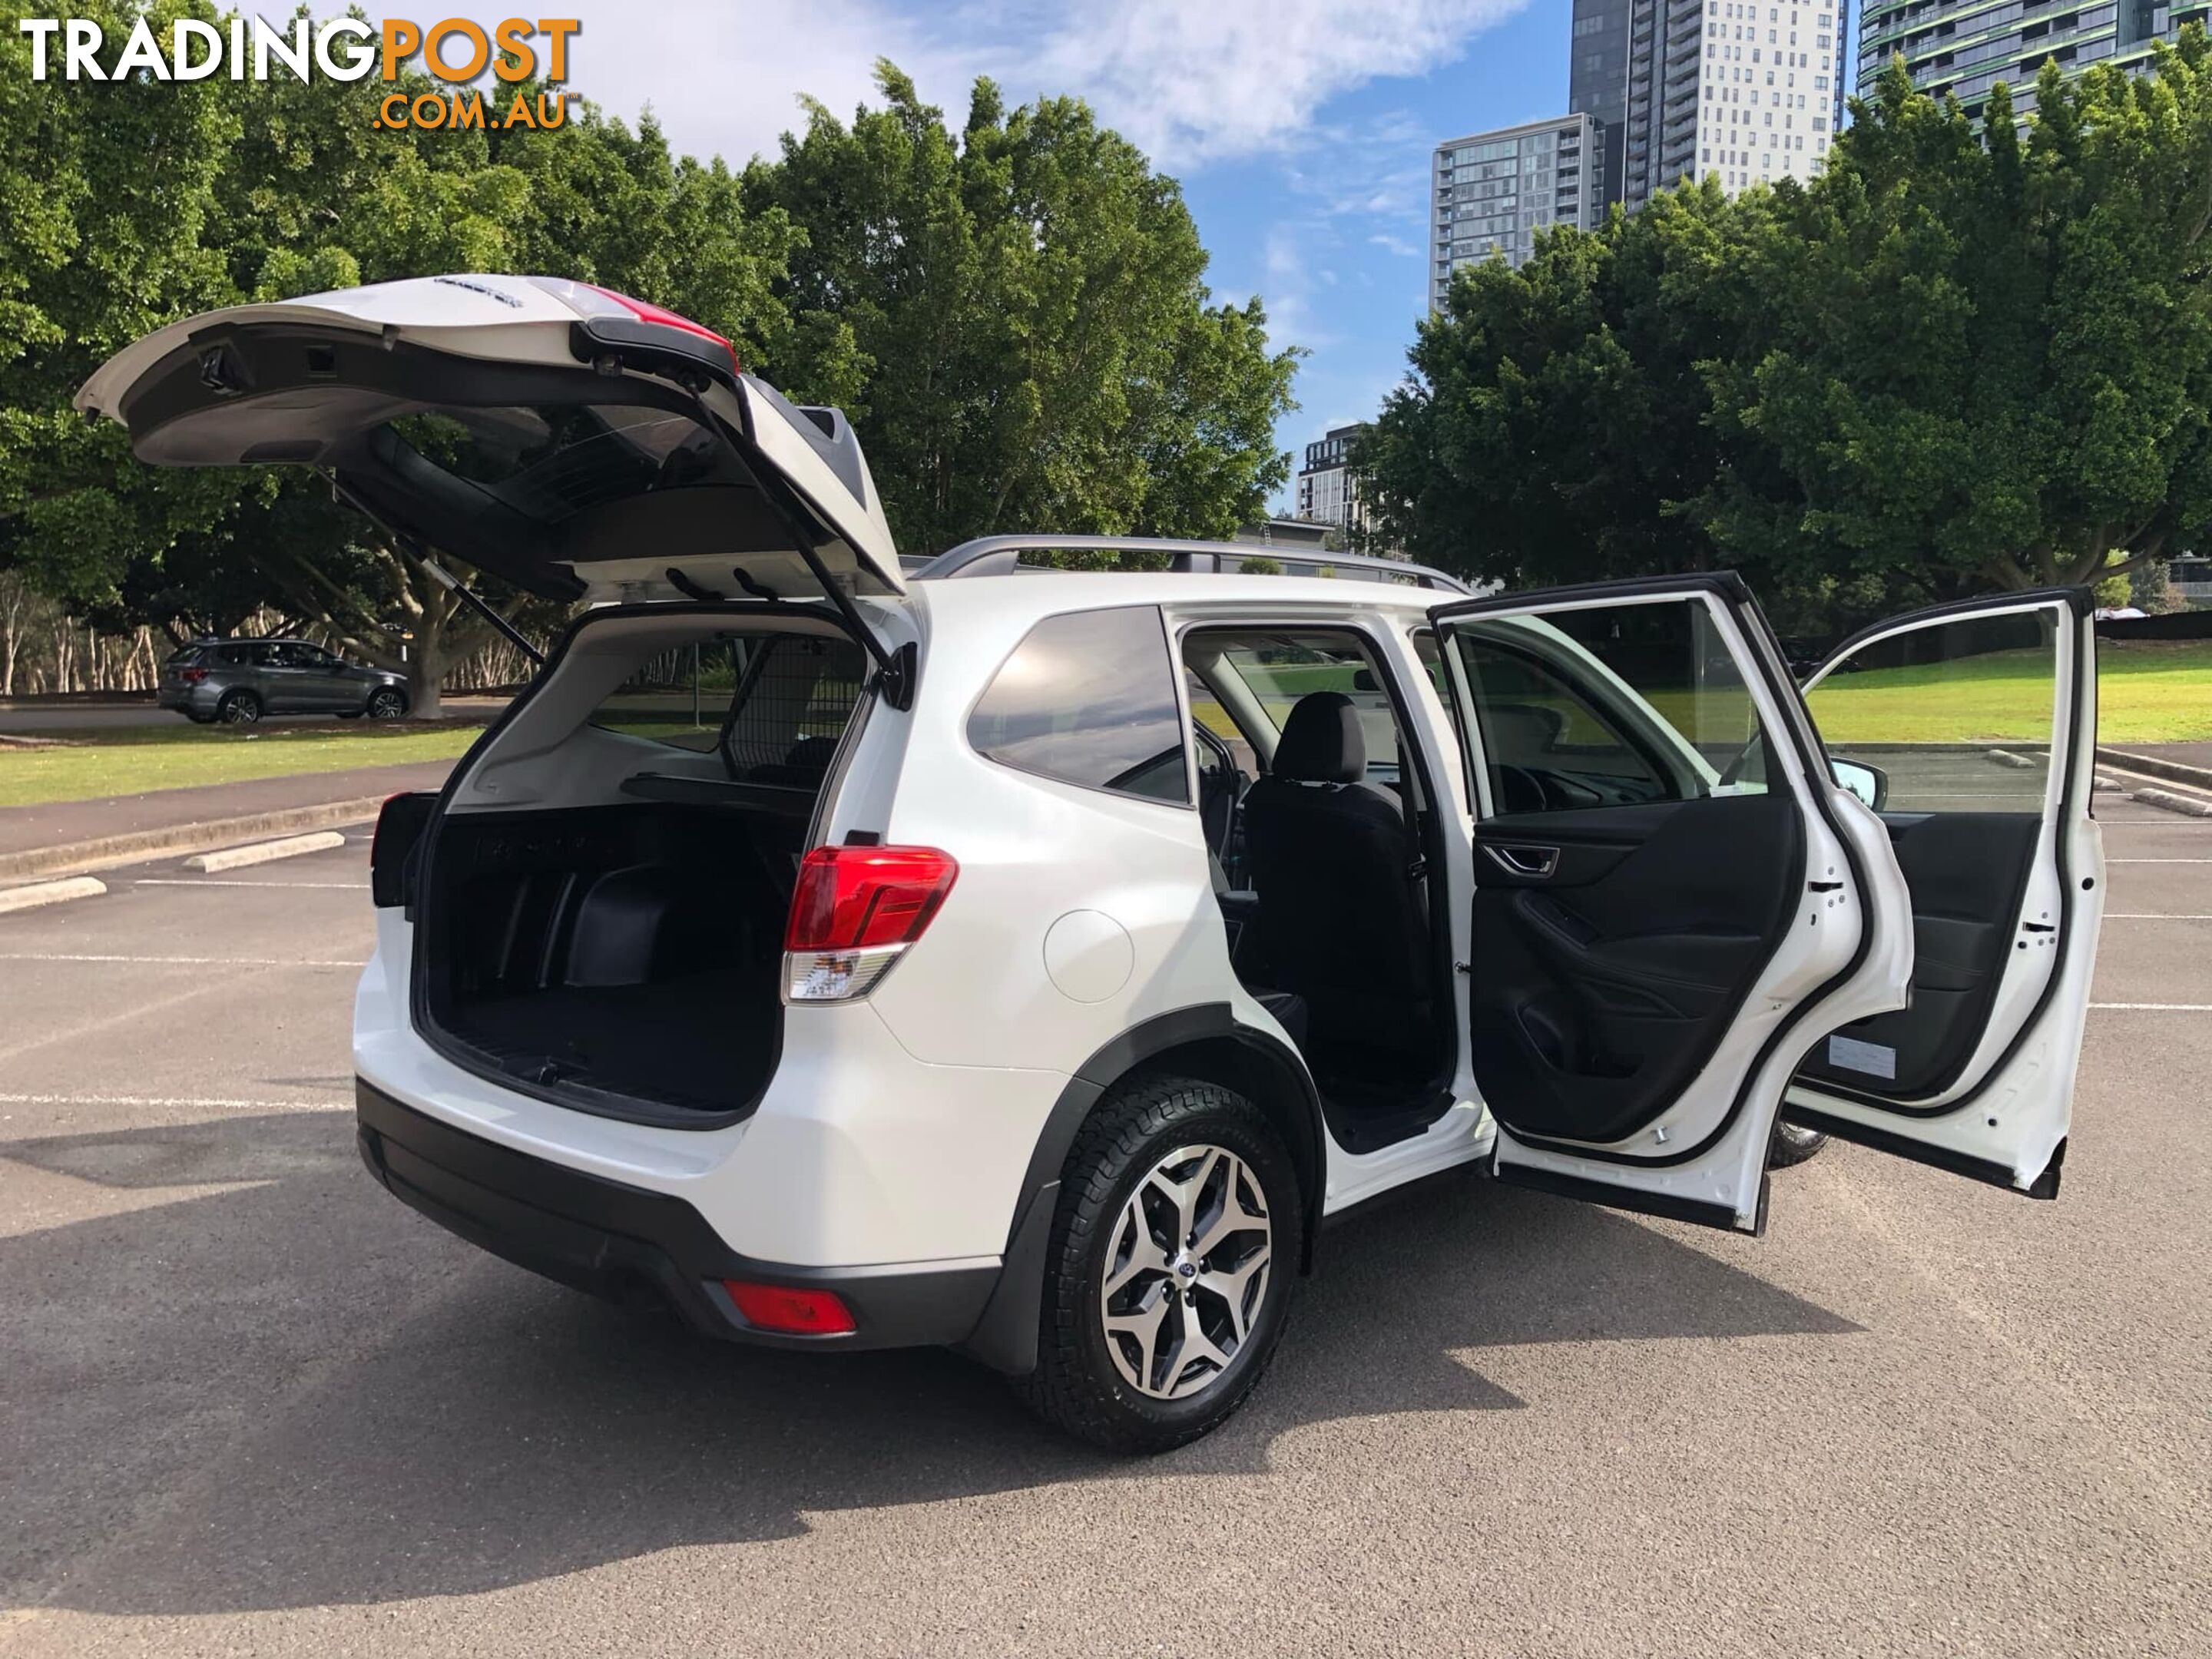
[1274,691,1366,784]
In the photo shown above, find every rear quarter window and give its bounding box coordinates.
[967,606,1190,806]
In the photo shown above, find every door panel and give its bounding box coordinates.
[1793,812,2040,1098]
[1784,591,2101,1198]
[1469,794,1800,1144]
[1432,575,1916,1233]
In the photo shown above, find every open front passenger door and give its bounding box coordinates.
[1429,576,1914,1233]
[1783,590,2102,1199]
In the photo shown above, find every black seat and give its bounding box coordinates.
[1240,692,1433,1060]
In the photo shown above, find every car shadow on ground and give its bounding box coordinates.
[0,1111,1860,1614]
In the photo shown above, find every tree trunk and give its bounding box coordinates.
[406,601,446,721]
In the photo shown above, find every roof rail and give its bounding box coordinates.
[911,535,1471,595]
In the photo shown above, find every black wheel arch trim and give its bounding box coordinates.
[965,1004,1327,1378]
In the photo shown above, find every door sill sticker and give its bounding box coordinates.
[1828,1034,1897,1079]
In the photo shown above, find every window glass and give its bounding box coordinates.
[1448,597,1770,814]
[1214,636,1402,778]
[968,607,1189,805]
[387,404,746,524]
[1806,609,2056,812]
[588,633,864,767]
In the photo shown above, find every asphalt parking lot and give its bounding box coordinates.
[2,796,2209,1657]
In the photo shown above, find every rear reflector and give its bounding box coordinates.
[723,1280,856,1336]
[783,845,957,1002]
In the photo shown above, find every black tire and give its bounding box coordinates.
[366,687,408,721]
[1015,1075,1301,1453]
[1769,1119,1830,1168]
[216,690,260,727]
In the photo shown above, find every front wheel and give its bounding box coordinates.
[365,687,407,721]
[1015,1075,1300,1453]
[1769,1119,1830,1168]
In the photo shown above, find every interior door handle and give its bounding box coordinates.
[1485,843,1559,879]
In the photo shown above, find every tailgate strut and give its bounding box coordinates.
[420,558,545,668]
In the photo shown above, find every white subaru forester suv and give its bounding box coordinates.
[81,276,2106,1451]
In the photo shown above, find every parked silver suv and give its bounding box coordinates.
[158,638,409,725]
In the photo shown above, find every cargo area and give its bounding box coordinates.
[412,615,870,1127]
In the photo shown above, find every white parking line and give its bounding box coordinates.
[134,879,370,889]
[0,1091,345,1113]
[0,952,363,968]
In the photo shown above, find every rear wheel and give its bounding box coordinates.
[216,690,260,727]
[1015,1075,1300,1453]
[1769,1120,1830,1168]
[366,687,407,721]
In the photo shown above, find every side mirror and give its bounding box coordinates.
[1350,668,1378,693]
[1829,756,1888,812]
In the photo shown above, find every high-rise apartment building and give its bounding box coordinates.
[1429,113,1597,304]
[1569,0,1634,209]
[1631,1,1850,204]
[1858,1,2207,121]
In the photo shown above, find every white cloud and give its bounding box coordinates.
[1369,232,1422,257]
[540,0,971,165]
[1008,0,1533,167]
[432,0,1531,174]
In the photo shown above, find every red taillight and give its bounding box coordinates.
[723,1280,856,1336]
[180,667,208,683]
[785,846,958,953]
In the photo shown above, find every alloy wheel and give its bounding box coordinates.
[1099,1143,1272,1401]
[368,689,405,720]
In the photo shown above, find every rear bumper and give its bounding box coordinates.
[354,1078,1000,1353]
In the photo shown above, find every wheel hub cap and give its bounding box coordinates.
[1099,1143,1272,1401]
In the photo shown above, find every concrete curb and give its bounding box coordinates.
[0,796,386,885]
[184,830,349,874]
[2099,747,2212,792]
[2134,786,2212,820]
[0,876,107,914]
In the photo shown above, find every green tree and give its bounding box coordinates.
[0,0,240,611]
[1362,32,2212,635]
[747,63,1297,555]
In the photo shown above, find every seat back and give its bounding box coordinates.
[1241,692,1432,1056]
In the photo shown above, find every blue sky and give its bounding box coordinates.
[557,0,1571,508]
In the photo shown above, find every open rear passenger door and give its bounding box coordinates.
[1429,576,1915,1233]
[1782,590,2102,1199]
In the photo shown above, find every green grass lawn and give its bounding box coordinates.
[0,721,482,809]
[1808,637,2212,747]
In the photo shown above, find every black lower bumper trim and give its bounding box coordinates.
[355,1079,999,1352]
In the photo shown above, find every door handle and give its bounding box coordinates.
[1485,843,1559,879]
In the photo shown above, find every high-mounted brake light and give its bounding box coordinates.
[783,845,958,1002]
[532,276,743,380]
